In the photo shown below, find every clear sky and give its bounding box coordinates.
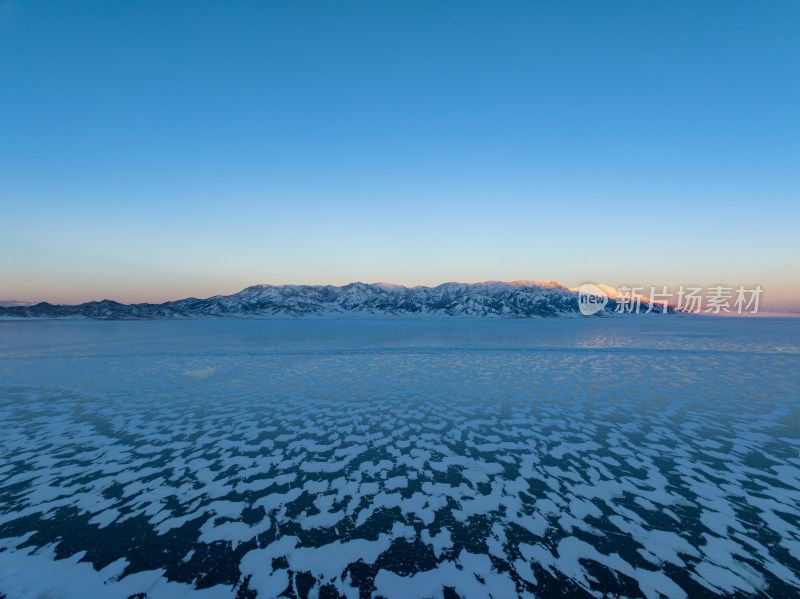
[1,1,798,309]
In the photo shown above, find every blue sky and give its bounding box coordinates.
[1,1,798,308]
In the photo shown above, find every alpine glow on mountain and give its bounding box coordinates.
[0,281,674,319]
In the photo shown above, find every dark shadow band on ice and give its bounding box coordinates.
[0,281,682,320]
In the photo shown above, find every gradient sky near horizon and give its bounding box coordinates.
[1,1,799,309]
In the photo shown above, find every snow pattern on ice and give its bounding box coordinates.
[0,319,798,598]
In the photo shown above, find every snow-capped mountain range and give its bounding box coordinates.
[0,281,673,319]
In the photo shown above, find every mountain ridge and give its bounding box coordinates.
[0,281,672,319]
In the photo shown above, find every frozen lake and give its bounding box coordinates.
[0,318,799,598]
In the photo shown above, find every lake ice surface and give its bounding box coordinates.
[0,318,799,598]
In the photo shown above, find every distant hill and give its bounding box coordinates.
[0,281,674,319]
[0,300,34,308]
